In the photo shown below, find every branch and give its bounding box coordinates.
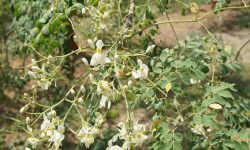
[235,39,250,61]
[127,5,250,38]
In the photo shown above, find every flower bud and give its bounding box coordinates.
[28,71,36,78]
[114,54,119,60]
[78,97,84,103]
[80,85,86,93]
[20,104,29,113]
[82,58,89,65]
[81,7,86,14]
[51,110,57,117]
[27,125,32,132]
[70,88,75,94]
[47,55,53,62]
[26,117,31,124]
[128,80,133,88]
[31,59,36,63]
[87,39,95,49]
[31,66,40,72]
[73,35,78,42]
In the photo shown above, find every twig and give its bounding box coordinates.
[235,39,250,61]
[164,12,180,45]
[127,5,250,38]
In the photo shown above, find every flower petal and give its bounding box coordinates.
[96,40,104,50]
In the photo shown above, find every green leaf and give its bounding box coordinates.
[173,133,183,142]
[145,88,155,97]
[193,114,202,124]
[160,50,168,63]
[172,141,182,150]
[197,106,206,114]
[218,90,234,99]
[153,67,162,74]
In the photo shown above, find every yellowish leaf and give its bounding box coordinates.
[190,2,199,16]
[165,82,172,92]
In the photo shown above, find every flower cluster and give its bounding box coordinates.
[97,80,113,109]
[108,117,148,150]
[28,57,55,90]
[132,59,149,79]
[25,110,65,150]
[76,114,104,148]
[88,1,116,33]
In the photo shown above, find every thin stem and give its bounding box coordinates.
[235,39,250,61]
[128,5,250,38]
[164,12,180,46]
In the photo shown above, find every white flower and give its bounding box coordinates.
[37,78,52,90]
[106,145,123,150]
[40,115,51,131]
[49,130,65,148]
[90,52,111,66]
[90,40,111,66]
[97,80,111,95]
[77,123,99,148]
[108,118,147,149]
[82,57,89,65]
[25,147,31,150]
[87,39,95,49]
[27,137,39,149]
[132,59,149,79]
[209,103,222,110]
[100,95,111,109]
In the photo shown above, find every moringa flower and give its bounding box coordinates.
[100,95,111,109]
[90,52,111,66]
[108,118,148,149]
[97,80,111,95]
[132,59,149,79]
[106,145,123,150]
[90,40,111,66]
[97,80,112,109]
[27,137,39,149]
[77,123,99,148]
[49,130,65,149]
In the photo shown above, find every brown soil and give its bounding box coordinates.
[155,1,250,64]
